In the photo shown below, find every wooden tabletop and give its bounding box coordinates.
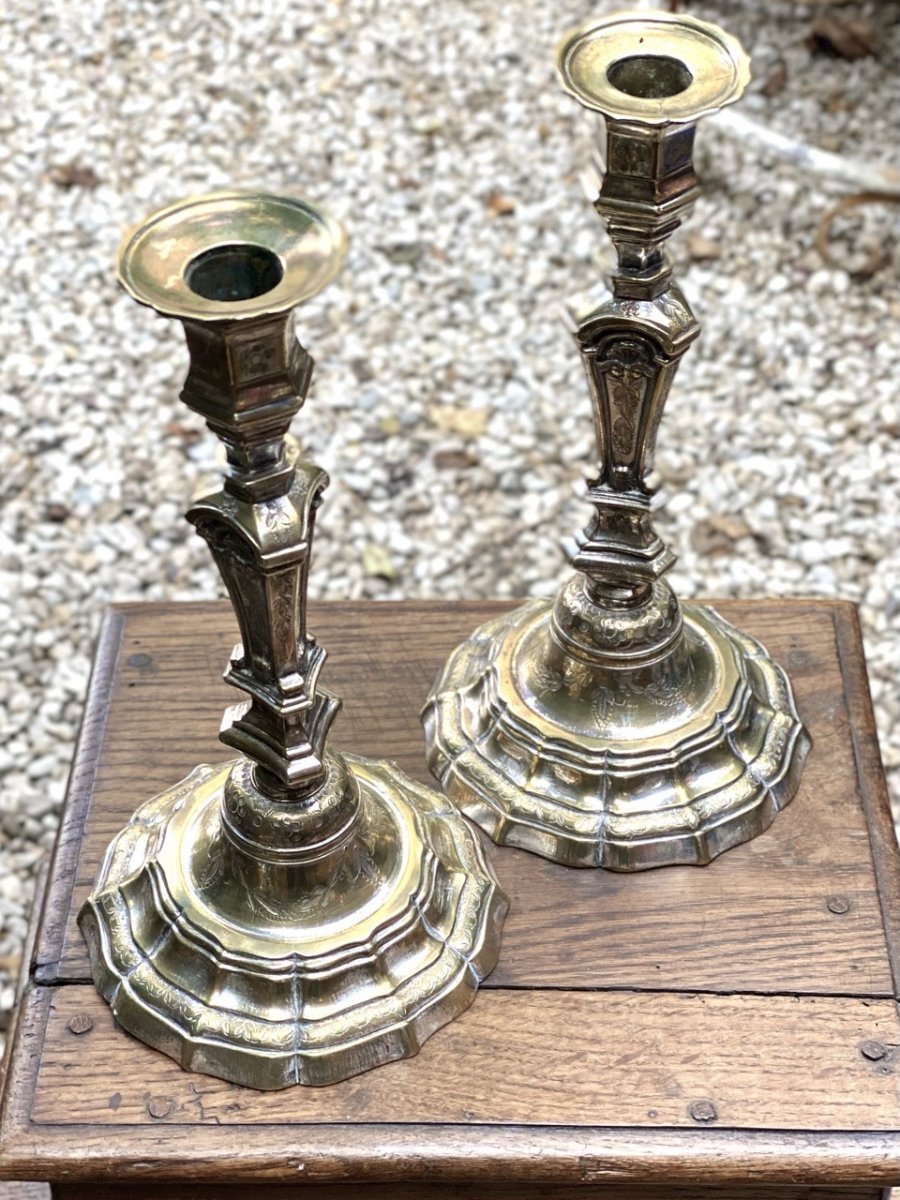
[1,598,899,1190]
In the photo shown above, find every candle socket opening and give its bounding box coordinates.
[606,54,693,99]
[186,243,284,302]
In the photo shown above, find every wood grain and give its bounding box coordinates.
[33,600,896,999]
[4,975,900,1186]
[49,1185,890,1200]
[2,597,899,1191]
[833,603,900,997]
[31,610,123,985]
[5,1113,900,1187]
[31,984,900,1131]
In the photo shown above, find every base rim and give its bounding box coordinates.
[422,598,810,870]
[78,754,507,1089]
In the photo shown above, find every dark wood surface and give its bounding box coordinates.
[29,984,900,1128]
[2,598,899,1193]
[45,1187,893,1200]
[32,601,900,998]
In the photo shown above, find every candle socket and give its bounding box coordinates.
[422,12,810,870]
[79,192,506,1089]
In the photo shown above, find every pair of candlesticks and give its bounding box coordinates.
[78,10,810,1090]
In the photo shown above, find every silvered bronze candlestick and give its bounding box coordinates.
[79,191,506,1089]
[422,12,810,870]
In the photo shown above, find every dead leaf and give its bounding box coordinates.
[49,162,101,189]
[486,191,516,218]
[434,449,478,470]
[379,241,426,266]
[710,515,753,540]
[377,414,402,437]
[428,405,489,438]
[687,234,722,261]
[816,191,899,279]
[163,421,202,445]
[690,515,753,557]
[807,14,876,60]
[761,60,788,99]
[362,543,398,580]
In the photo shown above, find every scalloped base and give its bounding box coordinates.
[422,599,809,870]
[78,754,507,1089]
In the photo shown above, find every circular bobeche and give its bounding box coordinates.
[556,11,750,125]
[116,190,348,322]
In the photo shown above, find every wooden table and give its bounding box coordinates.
[1,599,899,1200]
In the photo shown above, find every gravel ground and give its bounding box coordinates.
[0,0,898,1041]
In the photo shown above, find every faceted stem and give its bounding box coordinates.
[180,312,339,795]
[572,115,702,603]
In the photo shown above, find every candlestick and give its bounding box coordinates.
[422,12,810,870]
[79,191,506,1088]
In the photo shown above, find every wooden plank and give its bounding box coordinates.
[833,603,900,996]
[30,984,900,1131]
[5,984,900,1184]
[31,609,123,984]
[48,1184,891,1200]
[38,599,894,999]
[6,1123,900,1189]
[0,982,898,1187]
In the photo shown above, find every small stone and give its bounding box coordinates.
[434,450,478,471]
[428,406,489,438]
[380,241,426,267]
[27,755,58,782]
[377,415,402,437]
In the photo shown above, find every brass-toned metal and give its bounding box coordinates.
[422,12,810,870]
[79,191,506,1089]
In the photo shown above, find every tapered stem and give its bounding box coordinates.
[180,309,339,795]
[571,116,701,605]
[556,11,750,608]
[114,191,351,806]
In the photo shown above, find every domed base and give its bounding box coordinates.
[422,596,809,869]
[78,754,507,1089]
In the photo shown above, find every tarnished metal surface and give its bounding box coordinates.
[80,191,506,1088]
[423,12,809,870]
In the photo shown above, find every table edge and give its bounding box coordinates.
[832,603,900,997]
[31,609,125,984]
[2,1118,900,1185]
